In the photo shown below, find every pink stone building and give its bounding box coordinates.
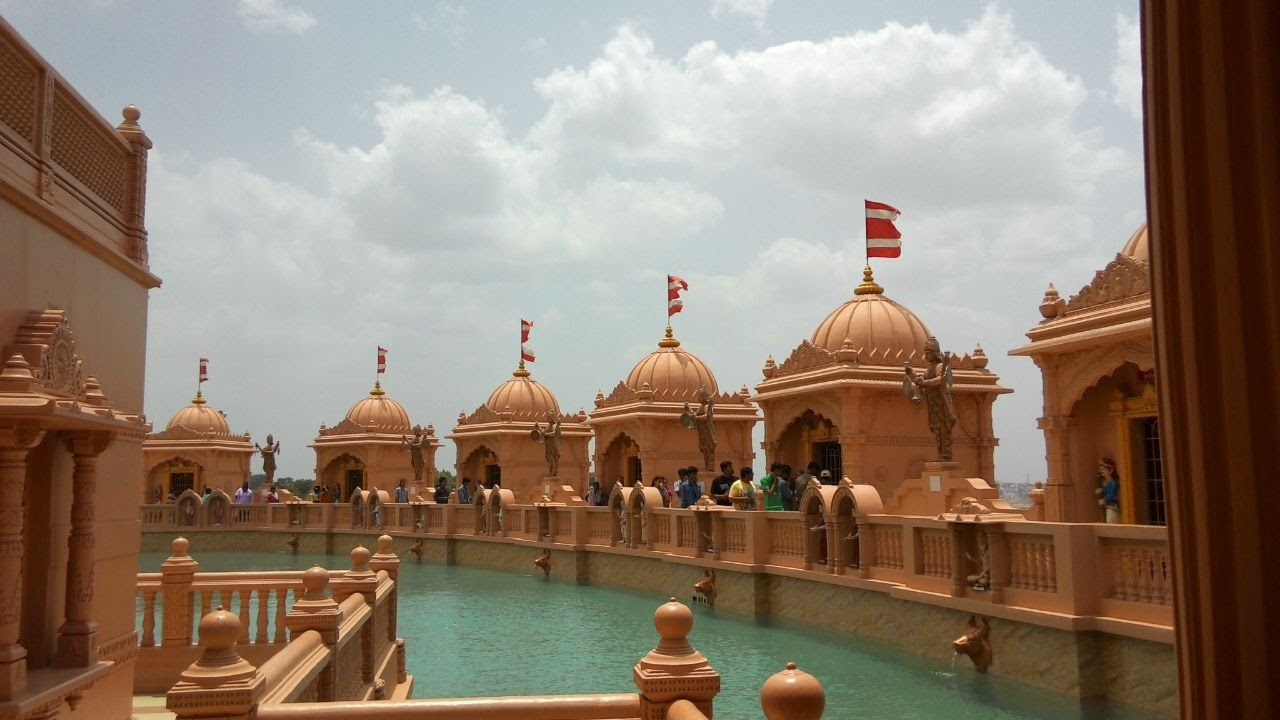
[1010,225,1160,524]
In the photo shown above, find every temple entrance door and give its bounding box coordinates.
[345,468,364,499]
[628,457,643,487]
[169,471,195,496]
[1134,416,1166,525]
[485,464,501,488]
[814,441,842,477]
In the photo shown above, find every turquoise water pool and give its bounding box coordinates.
[139,551,1159,719]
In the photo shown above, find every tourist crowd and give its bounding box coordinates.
[582,460,838,511]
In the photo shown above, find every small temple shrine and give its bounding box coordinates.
[754,268,1007,501]
[142,389,254,500]
[1010,224,1159,524]
[449,360,592,501]
[589,326,758,493]
[311,381,440,498]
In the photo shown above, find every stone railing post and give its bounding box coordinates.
[985,524,1010,604]
[369,535,400,644]
[167,608,265,720]
[950,524,967,597]
[760,662,825,720]
[283,566,341,701]
[633,598,720,719]
[857,518,875,579]
[114,105,152,265]
[56,431,112,667]
[334,546,377,687]
[710,512,725,561]
[0,423,45,700]
[161,537,199,646]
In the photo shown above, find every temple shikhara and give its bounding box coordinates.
[2,5,1277,720]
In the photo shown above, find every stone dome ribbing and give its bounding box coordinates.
[486,366,560,419]
[344,382,412,433]
[166,393,232,436]
[810,269,933,364]
[625,329,719,401]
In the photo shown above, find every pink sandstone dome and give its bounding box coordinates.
[1121,223,1149,262]
[344,384,412,433]
[486,367,561,419]
[166,395,232,436]
[810,269,933,362]
[625,329,720,401]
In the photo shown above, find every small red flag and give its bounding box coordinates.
[520,320,536,362]
[198,357,209,384]
[377,346,388,375]
[668,275,689,317]
[865,200,902,258]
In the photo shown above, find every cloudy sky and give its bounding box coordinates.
[3,0,1145,484]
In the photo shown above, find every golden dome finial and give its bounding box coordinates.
[370,380,386,397]
[192,389,206,405]
[659,325,681,348]
[514,360,531,378]
[854,265,884,296]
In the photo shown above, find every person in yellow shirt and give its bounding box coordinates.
[729,467,759,510]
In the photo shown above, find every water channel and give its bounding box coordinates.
[140,551,1159,719]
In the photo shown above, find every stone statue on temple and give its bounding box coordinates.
[532,411,563,477]
[681,385,717,471]
[401,426,427,485]
[254,434,281,484]
[904,336,957,462]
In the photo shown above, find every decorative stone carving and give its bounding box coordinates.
[775,341,838,377]
[1066,253,1151,312]
[5,309,91,399]
[600,380,639,408]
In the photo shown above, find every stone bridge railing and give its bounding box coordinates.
[136,537,408,703]
[141,535,826,720]
[140,497,1173,642]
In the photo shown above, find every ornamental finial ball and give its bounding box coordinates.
[198,607,242,651]
[122,105,140,123]
[653,597,693,642]
[760,661,826,720]
[302,565,329,593]
[377,534,393,553]
[171,536,189,557]
[351,545,371,567]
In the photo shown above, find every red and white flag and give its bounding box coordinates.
[198,357,209,384]
[865,200,902,258]
[668,275,689,317]
[521,319,536,363]
[377,346,388,375]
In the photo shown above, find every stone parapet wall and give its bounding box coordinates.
[142,526,1177,718]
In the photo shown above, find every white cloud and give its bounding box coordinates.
[1111,13,1143,119]
[710,0,774,29]
[144,7,1143,487]
[236,0,317,35]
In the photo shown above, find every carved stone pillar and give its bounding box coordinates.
[1143,1,1280,716]
[857,519,875,579]
[1038,415,1076,521]
[0,427,46,700]
[56,432,112,667]
[284,566,340,702]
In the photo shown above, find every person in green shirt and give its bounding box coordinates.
[760,462,785,511]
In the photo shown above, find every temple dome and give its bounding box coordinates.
[344,382,412,433]
[625,329,719,401]
[486,365,560,419]
[166,393,232,436]
[810,269,933,363]
[1121,223,1149,263]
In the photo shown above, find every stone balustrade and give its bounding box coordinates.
[135,537,407,701]
[138,496,1173,642]
[147,573,823,720]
